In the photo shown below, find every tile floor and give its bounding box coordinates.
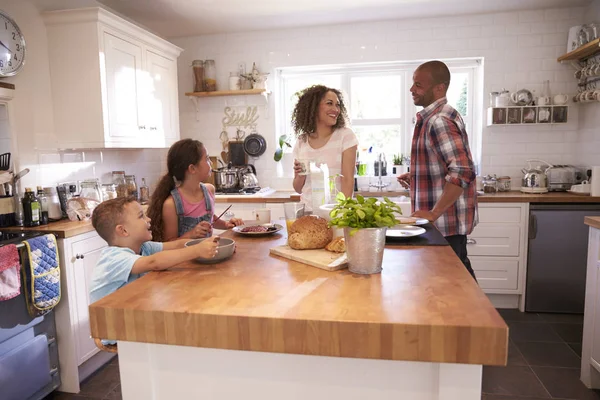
[44,309,600,400]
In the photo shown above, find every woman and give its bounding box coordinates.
[291,85,359,211]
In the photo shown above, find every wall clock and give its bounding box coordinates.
[0,10,25,77]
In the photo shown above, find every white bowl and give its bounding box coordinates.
[184,237,235,264]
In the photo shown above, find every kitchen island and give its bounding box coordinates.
[89,228,507,400]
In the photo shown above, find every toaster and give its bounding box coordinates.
[546,165,582,191]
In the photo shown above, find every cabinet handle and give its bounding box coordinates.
[50,367,58,375]
[139,125,146,130]
[466,238,477,245]
[75,254,85,260]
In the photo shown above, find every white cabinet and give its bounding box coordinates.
[581,225,600,389]
[43,8,182,149]
[54,230,113,393]
[468,203,529,294]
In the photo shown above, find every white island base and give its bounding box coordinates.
[117,341,483,400]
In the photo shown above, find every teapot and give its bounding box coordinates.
[510,89,534,106]
[521,159,552,188]
[553,94,569,105]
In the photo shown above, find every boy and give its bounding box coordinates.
[89,196,219,305]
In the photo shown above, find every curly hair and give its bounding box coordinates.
[291,85,348,141]
[146,139,205,242]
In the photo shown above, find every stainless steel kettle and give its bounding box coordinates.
[521,159,552,188]
[238,164,259,189]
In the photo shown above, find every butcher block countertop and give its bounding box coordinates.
[585,216,600,230]
[215,191,301,203]
[89,229,508,366]
[476,191,600,203]
[2,219,94,238]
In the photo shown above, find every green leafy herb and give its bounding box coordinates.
[274,135,292,162]
[328,192,402,235]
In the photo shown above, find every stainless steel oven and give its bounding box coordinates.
[0,231,61,400]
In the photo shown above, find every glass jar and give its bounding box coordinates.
[79,179,102,202]
[203,60,216,92]
[229,72,241,91]
[44,187,63,221]
[489,92,499,107]
[497,176,511,192]
[482,174,498,194]
[192,60,205,92]
[101,183,117,201]
[125,175,138,200]
[112,171,128,198]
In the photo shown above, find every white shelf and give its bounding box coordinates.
[487,106,569,126]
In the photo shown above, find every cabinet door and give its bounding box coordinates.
[103,32,145,141]
[146,49,179,146]
[71,235,108,366]
[591,261,600,367]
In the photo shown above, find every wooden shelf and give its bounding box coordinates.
[558,38,600,62]
[487,106,568,126]
[185,89,269,97]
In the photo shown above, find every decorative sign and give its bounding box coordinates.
[222,106,259,129]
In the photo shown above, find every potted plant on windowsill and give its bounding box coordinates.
[392,154,409,175]
[328,192,402,274]
[274,135,291,162]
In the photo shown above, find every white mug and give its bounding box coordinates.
[553,94,568,105]
[537,97,550,106]
[254,208,271,224]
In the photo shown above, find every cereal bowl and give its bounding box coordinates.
[184,237,235,264]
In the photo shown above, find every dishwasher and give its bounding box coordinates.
[526,203,600,314]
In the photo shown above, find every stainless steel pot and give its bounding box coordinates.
[212,163,239,191]
[238,164,259,189]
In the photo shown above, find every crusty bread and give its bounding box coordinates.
[325,237,346,253]
[288,215,333,250]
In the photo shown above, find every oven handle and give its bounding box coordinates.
[529,214,537,240]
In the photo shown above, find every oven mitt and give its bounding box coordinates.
[21,234,61,316]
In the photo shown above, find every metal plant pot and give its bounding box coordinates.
[343,226,387,274]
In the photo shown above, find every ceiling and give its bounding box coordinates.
[35,0,592,38]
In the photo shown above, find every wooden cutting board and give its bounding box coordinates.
[269,245,347,271]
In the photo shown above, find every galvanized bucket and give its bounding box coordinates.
[343,226,387,274]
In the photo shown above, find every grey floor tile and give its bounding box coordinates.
[537,312,584,324]
[78,365,120,399]
[551,323,584,343]
[497,308,542,322]
[102,384,122,400]
[507,341,527,366]
[482,365,550,397]
[568,342,583,358]
[508,321,563,342]
[532,366,600,400]
[515,341,582,368]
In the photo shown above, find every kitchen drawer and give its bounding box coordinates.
[467,224,520,256]
[471,257,519,290]
[478,206,522,224]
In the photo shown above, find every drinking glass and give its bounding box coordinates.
[283,202,305,233]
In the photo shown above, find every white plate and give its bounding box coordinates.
[386,225,426,238]
[396,217,429,226]
[232,223,284,236]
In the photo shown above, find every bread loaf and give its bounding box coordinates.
[288,215,332,250]
[325,237,346,253]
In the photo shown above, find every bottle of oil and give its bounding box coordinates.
[37,186,49,225]
[22,187,41,227]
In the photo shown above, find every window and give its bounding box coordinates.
[276,60,482,170]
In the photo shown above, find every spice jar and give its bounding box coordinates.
[497,176,511,192]
[203,60,216,91]
[192,60,205,92]
[125,175,138,200]
[229,72,241,90]
[482,174,498,193]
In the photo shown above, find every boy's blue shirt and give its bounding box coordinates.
[89,241,163,305]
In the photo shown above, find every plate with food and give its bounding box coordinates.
[233,223,284,236]
[396,216,429,226]
[386,225,426,238]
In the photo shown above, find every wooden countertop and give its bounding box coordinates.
[477,191,600,203]
[2,219,94,238]
[585,216,600,230]
[215,191,301,203]
[89,229,508,366]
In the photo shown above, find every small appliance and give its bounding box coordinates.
[546,165,583,191]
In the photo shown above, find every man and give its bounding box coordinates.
[398,60,478,280]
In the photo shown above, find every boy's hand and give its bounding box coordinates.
[223,218,243,229]
[189,221,212,238]
[194,236,220,259]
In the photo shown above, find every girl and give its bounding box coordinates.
[291,85,359,211]
[147,139,243,242]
